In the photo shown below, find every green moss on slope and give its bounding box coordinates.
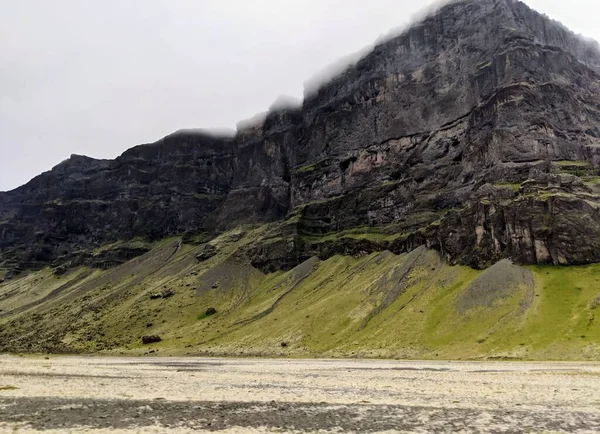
[2,227,600,360]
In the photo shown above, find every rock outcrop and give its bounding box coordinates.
[2,0,600,274]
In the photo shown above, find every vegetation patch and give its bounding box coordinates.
[296,164,318,174]
[552,160,590,167]
[583,176,600,185]
[476,61,493,70]
[552,161,597,177]
[295,159,329,174]
[0,386,18,391]
[495,182,521,192]
[300,226,406,244]
[3,224,600,360]
[197,307,217,320]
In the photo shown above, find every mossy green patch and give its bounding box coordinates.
[584,176,600,185]
[518,264,600,358]
[4,226,600,360]
[552,161,596,177]
[553,160,590,167]
[295,158,330,174]
[300,222,419,244]
[296,164,317,174]
[196,311,215,321]
[301,228,406,244]
[477,61,493,70]
[496,182,521,192]
[92,238,151,255]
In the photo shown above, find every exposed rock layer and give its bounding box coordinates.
[2,0,600,273]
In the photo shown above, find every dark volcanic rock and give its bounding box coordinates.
[52,266,67,276]
[196,244,218,262]
[205,307,217,317]
[0,131,234,272]
[142,335,162,345]
[87,245,152,269]
[1,0,600,271]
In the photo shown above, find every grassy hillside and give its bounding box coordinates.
[1,226,599,360]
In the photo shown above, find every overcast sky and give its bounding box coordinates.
[1,0,599,192]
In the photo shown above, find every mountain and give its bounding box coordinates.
[1,0,600,358]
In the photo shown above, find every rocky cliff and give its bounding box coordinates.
[2,0,600,277]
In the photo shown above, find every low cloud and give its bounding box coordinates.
[303,0,454,98]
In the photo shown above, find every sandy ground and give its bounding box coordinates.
[0,356,600,433]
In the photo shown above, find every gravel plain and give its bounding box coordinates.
[1,355,600,433]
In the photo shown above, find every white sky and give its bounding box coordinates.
[1,0,599,191]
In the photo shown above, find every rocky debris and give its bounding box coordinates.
[1,0,600,272]
[150,289,175,300]
[53,266,67,276]
[455,260,533,313]
[280,342,288,348]
[45,244,152,275]
[161,289,175,298]
[225,231,246,243]
[246,236,310,273]
[196,244,218,262]
[137,405,154,413]
[205,307,217,317]
[142,335,162,345]
[88,246,152,270]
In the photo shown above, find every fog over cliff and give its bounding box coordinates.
[1,0,599,192]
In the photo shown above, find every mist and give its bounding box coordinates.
[1,0,599,192]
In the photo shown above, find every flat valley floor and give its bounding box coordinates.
[1,356,600,433]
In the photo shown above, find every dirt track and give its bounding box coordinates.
[1,355,600,433]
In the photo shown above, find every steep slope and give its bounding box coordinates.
[2,0,600,277]
[0,131,234,273]
[2,0,600,358]
[288,0,600,268]
[1,229,599,360]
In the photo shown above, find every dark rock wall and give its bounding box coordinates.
[0,131,236,269]
[2,0,600,271]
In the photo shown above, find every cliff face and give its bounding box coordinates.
[0,131,236,271]
[2,0,600,275]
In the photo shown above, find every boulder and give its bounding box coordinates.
[161,289,175,298]
[196,244,218,262]
[205,307,217,316]
[53,266,67,276]
[142,335,162,345]
[150,289,175,300]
